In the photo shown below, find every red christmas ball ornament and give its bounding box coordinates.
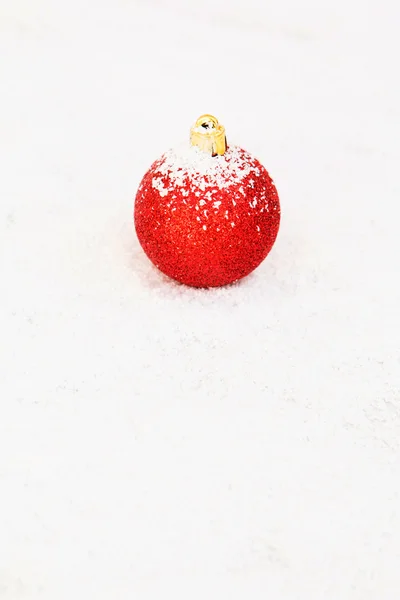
[134,115,280,288]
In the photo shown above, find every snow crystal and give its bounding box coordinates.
[151,177,168,197]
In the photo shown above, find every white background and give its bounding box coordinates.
[1,0,399,597]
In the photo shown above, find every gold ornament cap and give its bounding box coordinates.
[190,114,227,156]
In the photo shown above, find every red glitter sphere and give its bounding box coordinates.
[134,116,280,288]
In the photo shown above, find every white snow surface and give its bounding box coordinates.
[1,0,400,598]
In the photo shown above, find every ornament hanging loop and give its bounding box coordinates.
[190,114,227,156]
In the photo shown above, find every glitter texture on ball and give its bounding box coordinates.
[134,116,280,288]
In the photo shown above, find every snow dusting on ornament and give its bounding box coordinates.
[153,143,259,191]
